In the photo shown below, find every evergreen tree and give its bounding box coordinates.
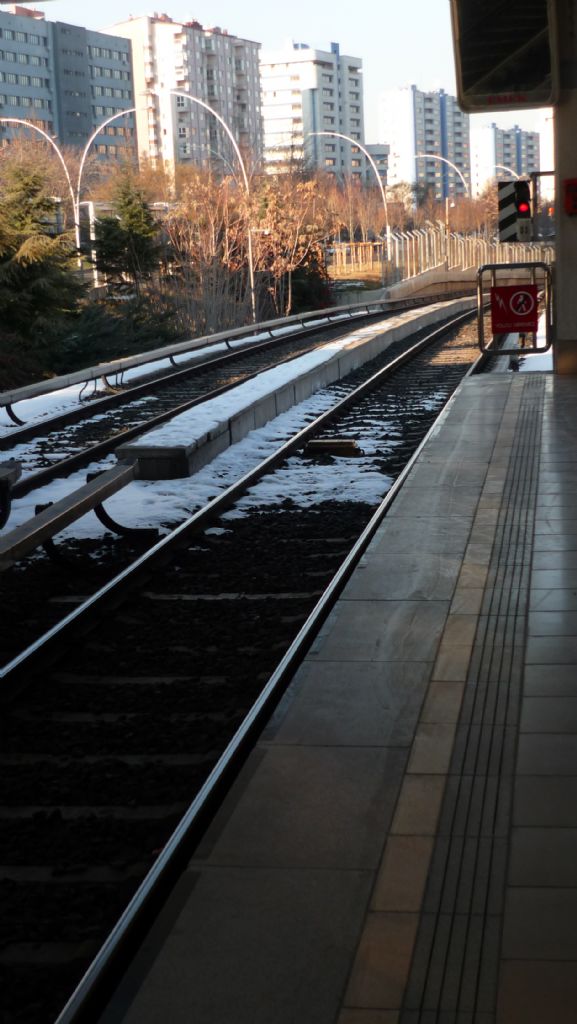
[93,174,160,294]
[0,165,83,338]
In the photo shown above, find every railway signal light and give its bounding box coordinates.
[515,181,531,218]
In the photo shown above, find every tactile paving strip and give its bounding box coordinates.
[401,376,545,1023]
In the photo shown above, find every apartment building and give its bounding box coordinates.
[0,5,135,159]
[260,41,371,179]
[109,13,262,173]
[470,121,540,196]
[380,85,470,199]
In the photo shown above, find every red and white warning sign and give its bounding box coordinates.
[491,285,539,333]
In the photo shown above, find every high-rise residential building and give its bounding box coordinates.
[109,14,262,173]
[0,5,135,159]
[260,41,370,180]
[470,122,540,196]
[379,85,470,200]
[364,144,390,186]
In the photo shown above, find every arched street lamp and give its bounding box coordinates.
[309,130,390,286]
[0,117,77,243]
[0,108,138,258]
[76,107,137,225]
[415,152,470,197]
[495,164,520,179]
[148,88,256,322]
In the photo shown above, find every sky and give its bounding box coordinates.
[35,0,551,145]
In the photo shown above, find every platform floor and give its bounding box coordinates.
[101,367,577,1024]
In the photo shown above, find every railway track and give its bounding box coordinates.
[1,309,483,1024]
[1,312,389,497]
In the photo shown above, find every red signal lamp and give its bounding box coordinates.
[517,200,530,214]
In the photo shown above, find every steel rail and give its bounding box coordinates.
[0,289,471,412]
[51,308,483,1024]
[0,308,391,453]
[11,315,388,500]
[8,300,473,501]
[2,306,477,686]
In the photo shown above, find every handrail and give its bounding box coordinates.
[0,292,470,411]
[0,463,138,569]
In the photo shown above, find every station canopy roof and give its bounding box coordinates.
[450,0,557,111]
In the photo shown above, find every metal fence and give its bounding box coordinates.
[326,227,555,284]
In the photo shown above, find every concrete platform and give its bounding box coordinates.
[100,367,577,1024]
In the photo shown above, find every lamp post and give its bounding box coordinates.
[309,129,390,286]
[415,154,469,268]
[149,88,256,322]
[0,108,138,261]
[76,107,137,231]
[495,164,520,179]
[415,152,470,197]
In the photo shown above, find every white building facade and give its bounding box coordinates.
[260,41,373,181]
[379,85,470,200]
[470,121,540,196]
[110,13,262,174]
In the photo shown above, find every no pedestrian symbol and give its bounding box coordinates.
[491,285,539,333]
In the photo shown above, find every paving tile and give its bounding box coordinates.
[526,636,577,664]
[388,486,482,519]
[508,827,577,886]
[502,887,577,959]
[390,775,446,835]
[308,600,449,664]
[196,745,406,870]
[372,836,434,913]
[115,866,373,1024]
[535,505,577,520]
[524,663,577,695]
[265,661,429,747]
[432,645,473,682]
[539,476,577,492]
[420,682,465,724]
[532,549,577,569]
[497,960,577,1024]
[513,776,577,826]
[404,463,487,490]
[528,609,577,634]
[345,912,419,1009]
[536,495,577,509]
[457,562,489,589]
[520,696,577,733]
[449,589,484,615]
[473,509,500,528]
[517,733,577,775]
[341,554,461,602]
[338,1011,399,1024]
[370,516,472,554]
[533,532,577,549]
[530,589,577,612]
[408,723,457,774]
[441,614,478,648]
